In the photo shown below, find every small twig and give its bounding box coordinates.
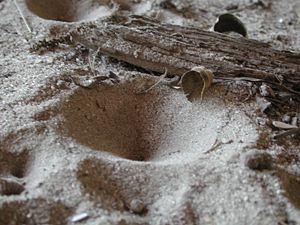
[227,0,271,14]
[205,140,222,154]
[13,0,32,33]
[162,75,181,88]
[205,139,233,154]
[273,128,300,139]
[215,77,262,82]
[216,76,300,97]
[89,47,101,76]
[137,69,168,94]
[199,74,206,102]
[267,81,300,95]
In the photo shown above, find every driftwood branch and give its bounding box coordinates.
[70,15,300,93]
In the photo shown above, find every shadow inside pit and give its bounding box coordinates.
[59,84,167,161]
[0,179,24,196]
[25,0,113,22]
[0,148,29,178]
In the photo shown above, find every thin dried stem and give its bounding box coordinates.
[137,69,168,94]
[90,47,101,76]
[274,128,300,139]
[13,0,32,33]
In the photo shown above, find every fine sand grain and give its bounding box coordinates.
[1,0,300,224]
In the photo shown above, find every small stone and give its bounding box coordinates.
[282,114,291,123]
[244,152,273,170]
[129,199,145,214]
[34,58,43,64]
[256,96,271,113]
[291,116,298,127]
[275,18,285,29]
[259,83,274,97]
[71,213,89,223]
[68,143,75,149]
[256,117,267,126]
[46,57,54,64]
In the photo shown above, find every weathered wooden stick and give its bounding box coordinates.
[71,15,300,92]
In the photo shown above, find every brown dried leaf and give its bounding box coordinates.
[181,66,214,102]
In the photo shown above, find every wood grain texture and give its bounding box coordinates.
[71,15,300,92]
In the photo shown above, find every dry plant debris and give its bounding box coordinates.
[180,66,214,102]
[30,14,300,108]
[272,121,298,129]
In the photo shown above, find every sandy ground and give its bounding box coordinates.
[0,0,300,224]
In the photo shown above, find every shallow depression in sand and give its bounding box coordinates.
[60,81,226,161]
[25,0,115,22]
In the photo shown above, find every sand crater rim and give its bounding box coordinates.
[60,82,223,161]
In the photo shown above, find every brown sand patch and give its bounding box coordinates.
[0,198,72,225]
[0,179,24,196]
[77,158,128,212]
[0,148,29,178]
[32,108,58,121]
[76,157,186,215]
[276,169,300,209]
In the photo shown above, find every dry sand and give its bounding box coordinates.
[0,0,300,224]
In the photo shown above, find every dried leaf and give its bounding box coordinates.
[272,121,298,129]
[214,13,247,37]
[181,66,214,102]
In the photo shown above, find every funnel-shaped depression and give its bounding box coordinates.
[59,81,224,161]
